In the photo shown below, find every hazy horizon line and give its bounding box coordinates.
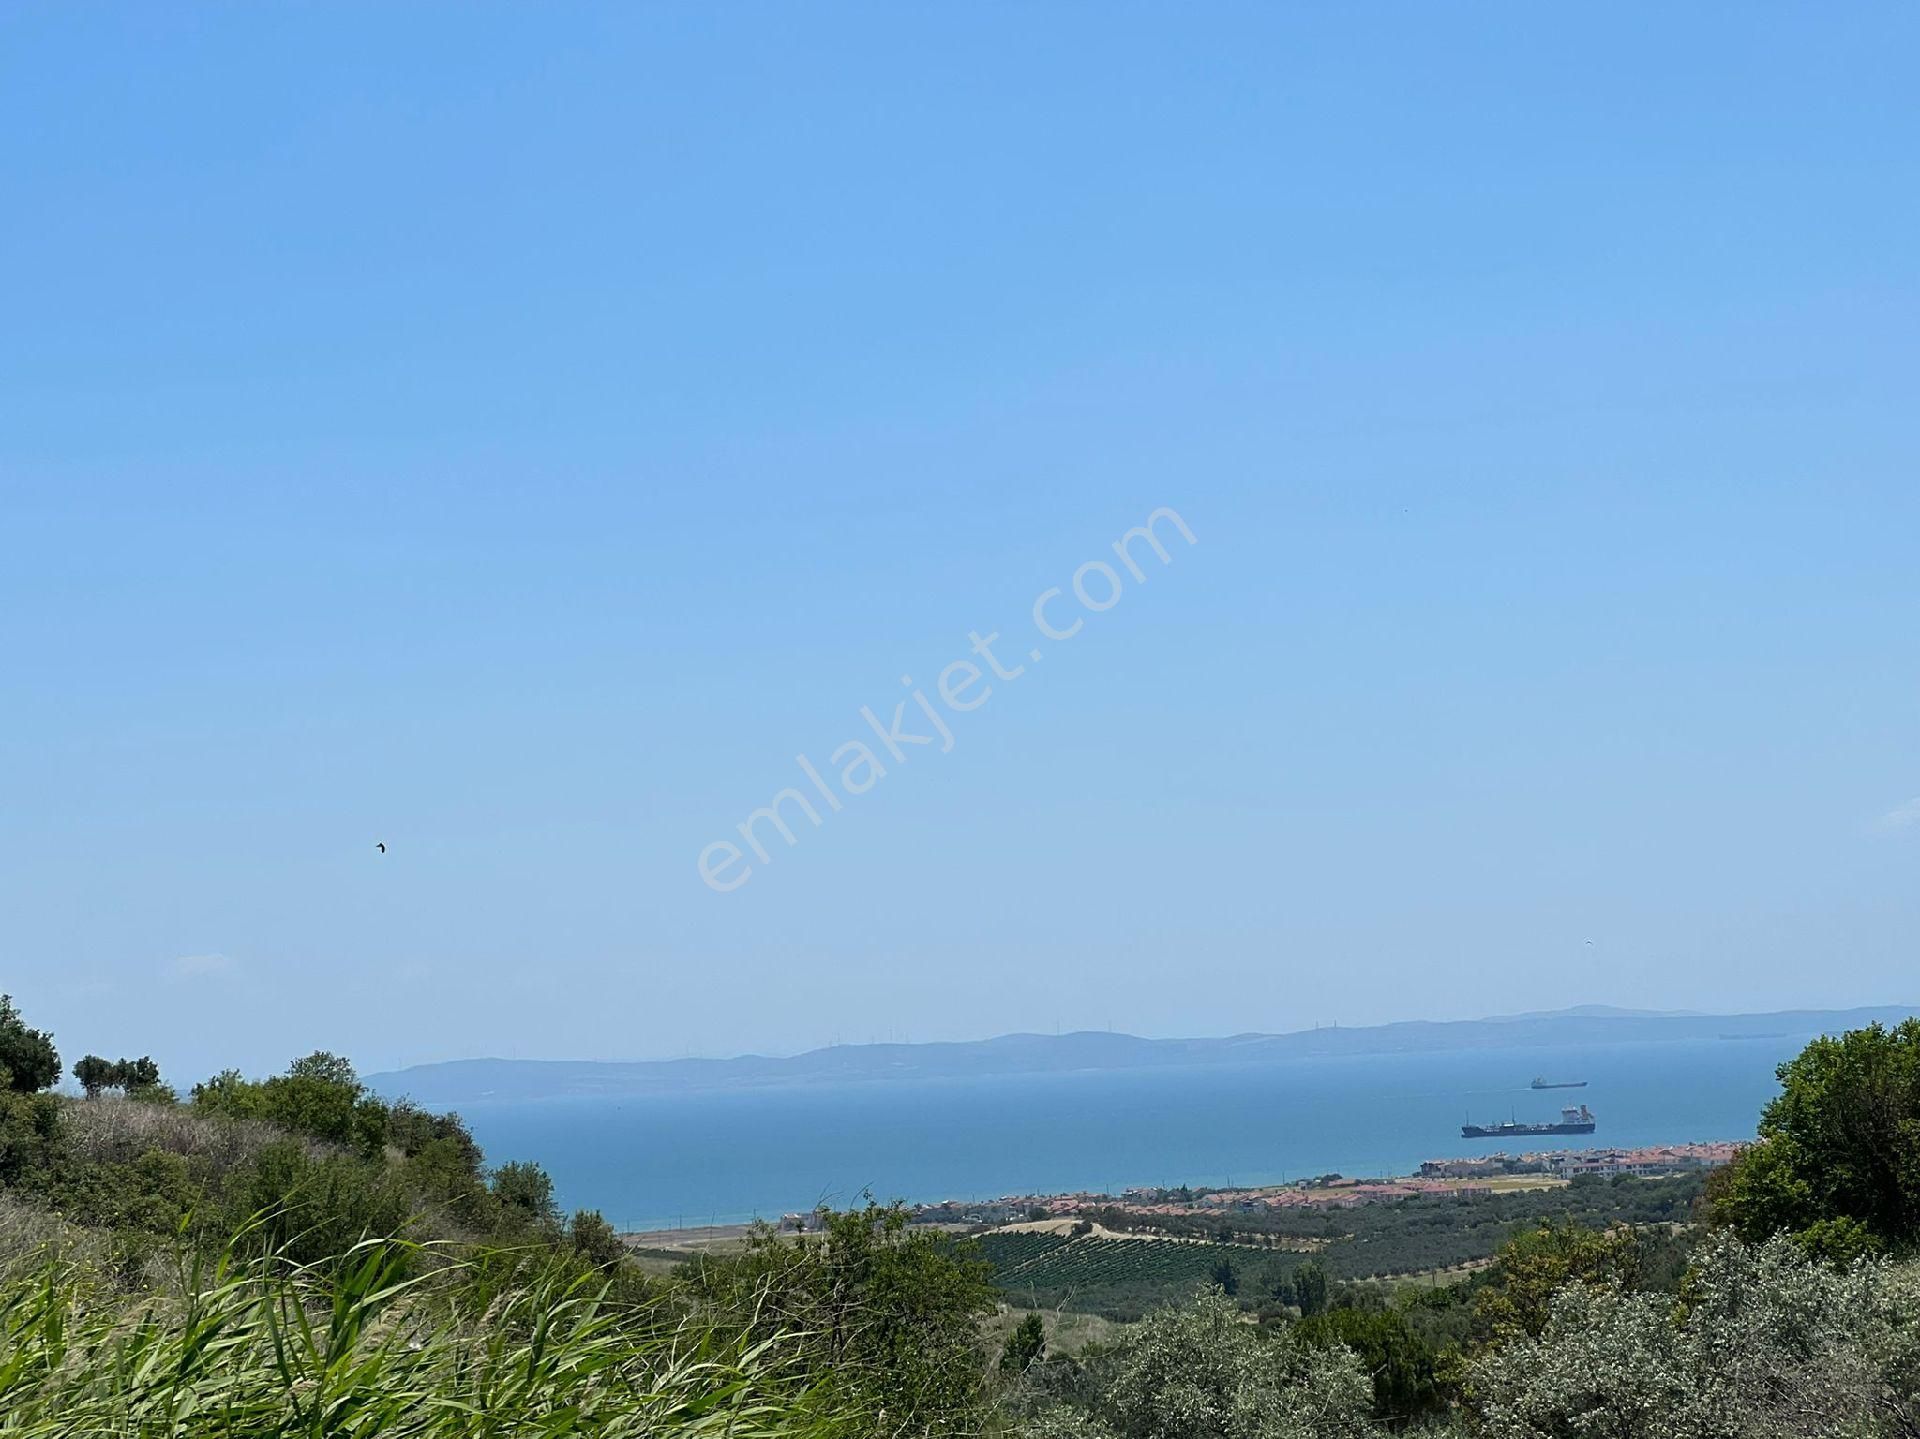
[365,999,1919,1077]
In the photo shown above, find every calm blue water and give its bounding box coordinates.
[454,1036,1801,1232]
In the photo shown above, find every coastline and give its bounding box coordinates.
[621,1140,1745,1239]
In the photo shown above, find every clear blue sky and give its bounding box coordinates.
[3,6,1916,1082]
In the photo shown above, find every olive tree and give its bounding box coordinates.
[1472,1234,1920,1438]
[1024,1290,1375,1439]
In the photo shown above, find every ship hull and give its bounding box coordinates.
[1461,1121,1596,1138]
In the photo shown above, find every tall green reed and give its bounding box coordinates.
[0,1221,857,1439]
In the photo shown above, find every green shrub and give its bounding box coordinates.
[689,1202,997,1435]
[219,1141,417,1268]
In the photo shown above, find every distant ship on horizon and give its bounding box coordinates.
[1530,1076,1588,1089]
[1462,1104,1596,1139]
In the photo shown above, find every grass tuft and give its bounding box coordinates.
[0,1221,857,1439]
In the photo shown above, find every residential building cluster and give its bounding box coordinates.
[907,1141,1746,1229]
[1419,1140,1744,1180]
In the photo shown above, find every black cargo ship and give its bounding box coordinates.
[1530,1076,1587,1089]
[1461,1104,1595,1139]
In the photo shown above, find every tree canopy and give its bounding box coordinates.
[73,1054,162,1099]
[688,1200,998,1434]
[0,995,60,1094]
[1711,1018,1920,1254]
[1072,1288,1373,1439]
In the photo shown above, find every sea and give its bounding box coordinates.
[451,1034,1802,1232]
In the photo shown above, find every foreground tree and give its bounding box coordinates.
[0,996,60,1094]
[1295,1306,1453,1427]
[690,1201,998,1436]
[1712,1019,1920,1253]
[1472,1233,1920,1438]
[1023,1289,1374,1439]
[490,1160,562,1233]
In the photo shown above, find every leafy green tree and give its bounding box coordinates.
[192,1052,389,1155]
[73,1054,163,1098]
[56,1148,203,1234]
[1793,1215,1884,1266]
[189,1068,260,1117]
[121,1056,161,1090]
[0,995,60,1093]
[690,1201,998,1435]
[1250,1258,1294,1305]
[568,1208,627,1271]
[1474,1222,1647,1342]
[264,1052,387,1151]
[1209,1255,1240,1296]
[286,1051,358,1087]
[386,1100,482,1170]
[491,1160,561,1232]
[1001,1312,1047,1374]
[1291,1260,1330,1318]
[382,1100,490,1226]
[0,1091,61,1186]
[73,1055,115,1098]
[1295,1306,1452,1426]
[223,1140,415,1268]
[1712,1019,1920,1251]
[1083,1289,1374,1439]
[392,1143,479,1227]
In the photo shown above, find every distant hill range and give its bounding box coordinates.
[365,1004,1917,1106]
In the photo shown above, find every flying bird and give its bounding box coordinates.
[376,842,387,854]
